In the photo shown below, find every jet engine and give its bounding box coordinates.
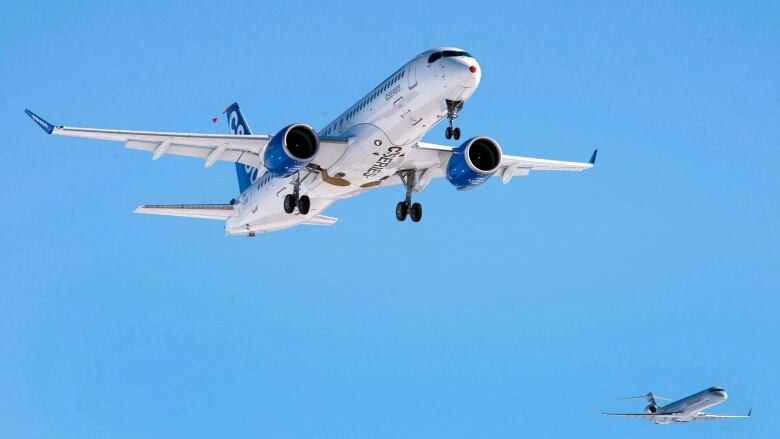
[644,403,658,414]
[445,136,502,190]
[263,124,319,177]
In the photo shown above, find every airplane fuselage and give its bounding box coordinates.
[654,387,728,424]
[226,48,481,234]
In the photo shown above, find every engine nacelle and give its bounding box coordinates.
[263,124,319,177]
[445,136,502,190]
[645,404,658,414]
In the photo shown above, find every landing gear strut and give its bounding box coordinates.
[395,170,422,222]
[283,172,311,215]
[444,99,463,140]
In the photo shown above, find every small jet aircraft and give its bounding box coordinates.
[26,48,596,235]
[601,387,751,424]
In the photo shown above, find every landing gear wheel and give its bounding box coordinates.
[410,202,423,222]
[445,127,453,140]
[453,127,461,140]
[297,195,311,215]
[283,194,296,214]
[395,201,408,221]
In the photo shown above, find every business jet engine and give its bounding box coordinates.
[263,124,319,177]
[645,403,658,414]
[445,136,502,190]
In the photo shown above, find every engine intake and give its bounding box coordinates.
[263,124,319,177]
[645,404,658,414]
[445,136,502,190]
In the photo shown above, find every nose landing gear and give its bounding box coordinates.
[444,99,463,140]
[395,170,423,222]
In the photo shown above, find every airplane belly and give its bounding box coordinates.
[226,176,336,235]
[323,124,409,190]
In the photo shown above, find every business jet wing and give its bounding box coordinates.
[24,109,348,169]
[690,410,752,421]
[600,412,680,421]
[382,142,595,190]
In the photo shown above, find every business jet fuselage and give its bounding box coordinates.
[602,387,751,424]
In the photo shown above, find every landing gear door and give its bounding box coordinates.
[407,61,417,89]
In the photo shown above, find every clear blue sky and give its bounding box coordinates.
[1,1,778,437]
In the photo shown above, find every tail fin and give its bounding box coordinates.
[224,102,258,193]
[621,393,672,404]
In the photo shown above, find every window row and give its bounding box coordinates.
[323,69,406,135]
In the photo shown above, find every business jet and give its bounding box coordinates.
[26,47,596,236]
[601,387,751,424]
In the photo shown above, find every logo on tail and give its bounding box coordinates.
[225,103,259,192]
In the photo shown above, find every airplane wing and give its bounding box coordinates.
[600,412,680,421]
[24,109,348,169]
[690,410,752,422]
[378,142,596,190]
[134,204,237,220]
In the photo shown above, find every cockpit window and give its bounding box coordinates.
[443,50,472,58]
[428,50,472,63]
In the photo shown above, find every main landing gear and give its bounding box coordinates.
[283,193,310,215]
[283,173,311,215]
[444,99,463,140]
[395,170,422,223]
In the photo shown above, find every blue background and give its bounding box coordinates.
[1,1,777,437]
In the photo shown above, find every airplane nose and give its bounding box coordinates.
[454,59,481,88]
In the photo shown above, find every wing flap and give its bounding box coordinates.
[134,204,237,220]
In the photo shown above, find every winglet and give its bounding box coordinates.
[24,109,56,134]
[588,149,598,165]
[748,409,752,417]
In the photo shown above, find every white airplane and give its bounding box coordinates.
[601,387,751,424]
[25,48,596,236]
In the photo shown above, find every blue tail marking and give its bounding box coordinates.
[224,102,257,193]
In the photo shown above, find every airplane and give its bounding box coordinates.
[25,47,596,236]
[601,387,751,424]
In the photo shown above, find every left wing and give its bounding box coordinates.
[690,410,752,422]
[24,109,348,169]
[601,410,752,423]
[600,412,680,421]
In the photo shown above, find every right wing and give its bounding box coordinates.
[376,142,595,190]
[24,109,348,169]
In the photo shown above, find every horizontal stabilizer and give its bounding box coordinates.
[134,204,236,220]
[303,215,338,226]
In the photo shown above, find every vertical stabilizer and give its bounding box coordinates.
[224,102,257,192]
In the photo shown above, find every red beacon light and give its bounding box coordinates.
[469,65,477,73]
